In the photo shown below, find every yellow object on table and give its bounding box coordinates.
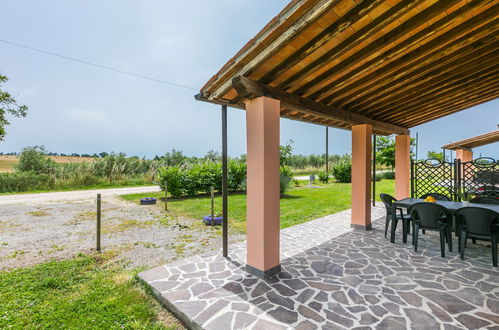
[424,196,436,203]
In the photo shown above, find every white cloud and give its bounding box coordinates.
[63,109,107,123]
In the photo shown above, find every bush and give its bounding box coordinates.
[382,171,395,179]
[331,161,351,183]
[317,171,329,183]
[0,172,51,192]
[158,160,247,198]
[280,166,292,196]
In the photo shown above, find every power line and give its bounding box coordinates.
[0,39,198,91]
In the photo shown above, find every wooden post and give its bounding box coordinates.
[96,194,101,252]
[164,181,168,211]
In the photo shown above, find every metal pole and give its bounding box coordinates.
[415,132,419,161]
[96,193,101,252]
[325,126,329,172]
[221,105,228,257]
[164,181,168,211]
[372,135,376,206]
[442,148,446,162]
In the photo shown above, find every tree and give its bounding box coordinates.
[0,74,28,140]
[427,150,444,162]
[376,136,416,170]
[17,146,55,173]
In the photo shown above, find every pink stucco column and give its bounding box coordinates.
[351,124,372,230]
[395,135,411,200]
[455,148,473,163]
[245,96,281,278]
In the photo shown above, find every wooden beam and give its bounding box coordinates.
[232,76,409,135]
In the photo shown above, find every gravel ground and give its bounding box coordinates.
[0,194,244,271]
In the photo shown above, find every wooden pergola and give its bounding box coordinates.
[443,129,499,162]
[196,0,499,278]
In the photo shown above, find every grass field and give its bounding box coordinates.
[122,179,395,233]
[0,155,94,173]
[0,254,180,329]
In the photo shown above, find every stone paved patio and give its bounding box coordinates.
[139,205,499,329]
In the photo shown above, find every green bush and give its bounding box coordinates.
[0,172,51,192]
[331,161,352,183]
[158,160,247,198]
[280,166,292,196]
[382,171,395,179]
[317,171,329,183]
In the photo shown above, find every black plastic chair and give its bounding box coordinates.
[409,202,452,257]
[455,207,498,267]
[470,197,499,205]
[420,193,451,201]
[380,193,411,239]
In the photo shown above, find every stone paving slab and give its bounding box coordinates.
[139,205,499,329]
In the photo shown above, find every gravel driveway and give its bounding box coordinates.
[0,188,244,270]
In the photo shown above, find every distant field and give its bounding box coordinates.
[0,155,94,173]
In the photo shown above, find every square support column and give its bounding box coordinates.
[351,124,372,230]
[455,148,473,163]
[395,135,411,200]
[245,96,281,278]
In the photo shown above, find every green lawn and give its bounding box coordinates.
[0,254,179,329]
[122,179,395,233]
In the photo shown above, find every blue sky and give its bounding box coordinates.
[1,0,497,159]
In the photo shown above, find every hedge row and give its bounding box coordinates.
[157,161,293,198]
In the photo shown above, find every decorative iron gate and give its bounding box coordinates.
[459,157,499,200]
[411,157,498,201]
[411,159,457,200]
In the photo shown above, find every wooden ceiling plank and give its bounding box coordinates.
[343,31,499,114]
[401,92,499,127]
[321,9,498,107]
[376,67,499,121]
[361,49,499,117]
[232,76,408,135]
[443,131,499,150]
[259,0,387,85]
[287,0,463,96]
[393,83,499,126]
[276,0,428,91]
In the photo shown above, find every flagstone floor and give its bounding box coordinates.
[139,205,499,330]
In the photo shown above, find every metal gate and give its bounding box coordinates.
[459,157,499,200]
[411,157,498,201]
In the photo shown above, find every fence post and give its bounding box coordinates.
[96,193,101,252]
[164,181,168,211]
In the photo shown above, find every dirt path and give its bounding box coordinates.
[0,186,161,205]
[0,190,244,271]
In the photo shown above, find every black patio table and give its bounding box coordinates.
[390,198,499,243]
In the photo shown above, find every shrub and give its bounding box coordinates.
[0,172,51,192]
[331,161,351,183]
[382,171,395,179]
[317,171,329,183]
[280,166,292,196]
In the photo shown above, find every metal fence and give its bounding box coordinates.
[411,157,498,201]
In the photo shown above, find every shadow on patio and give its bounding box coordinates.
[139,206,499,330]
